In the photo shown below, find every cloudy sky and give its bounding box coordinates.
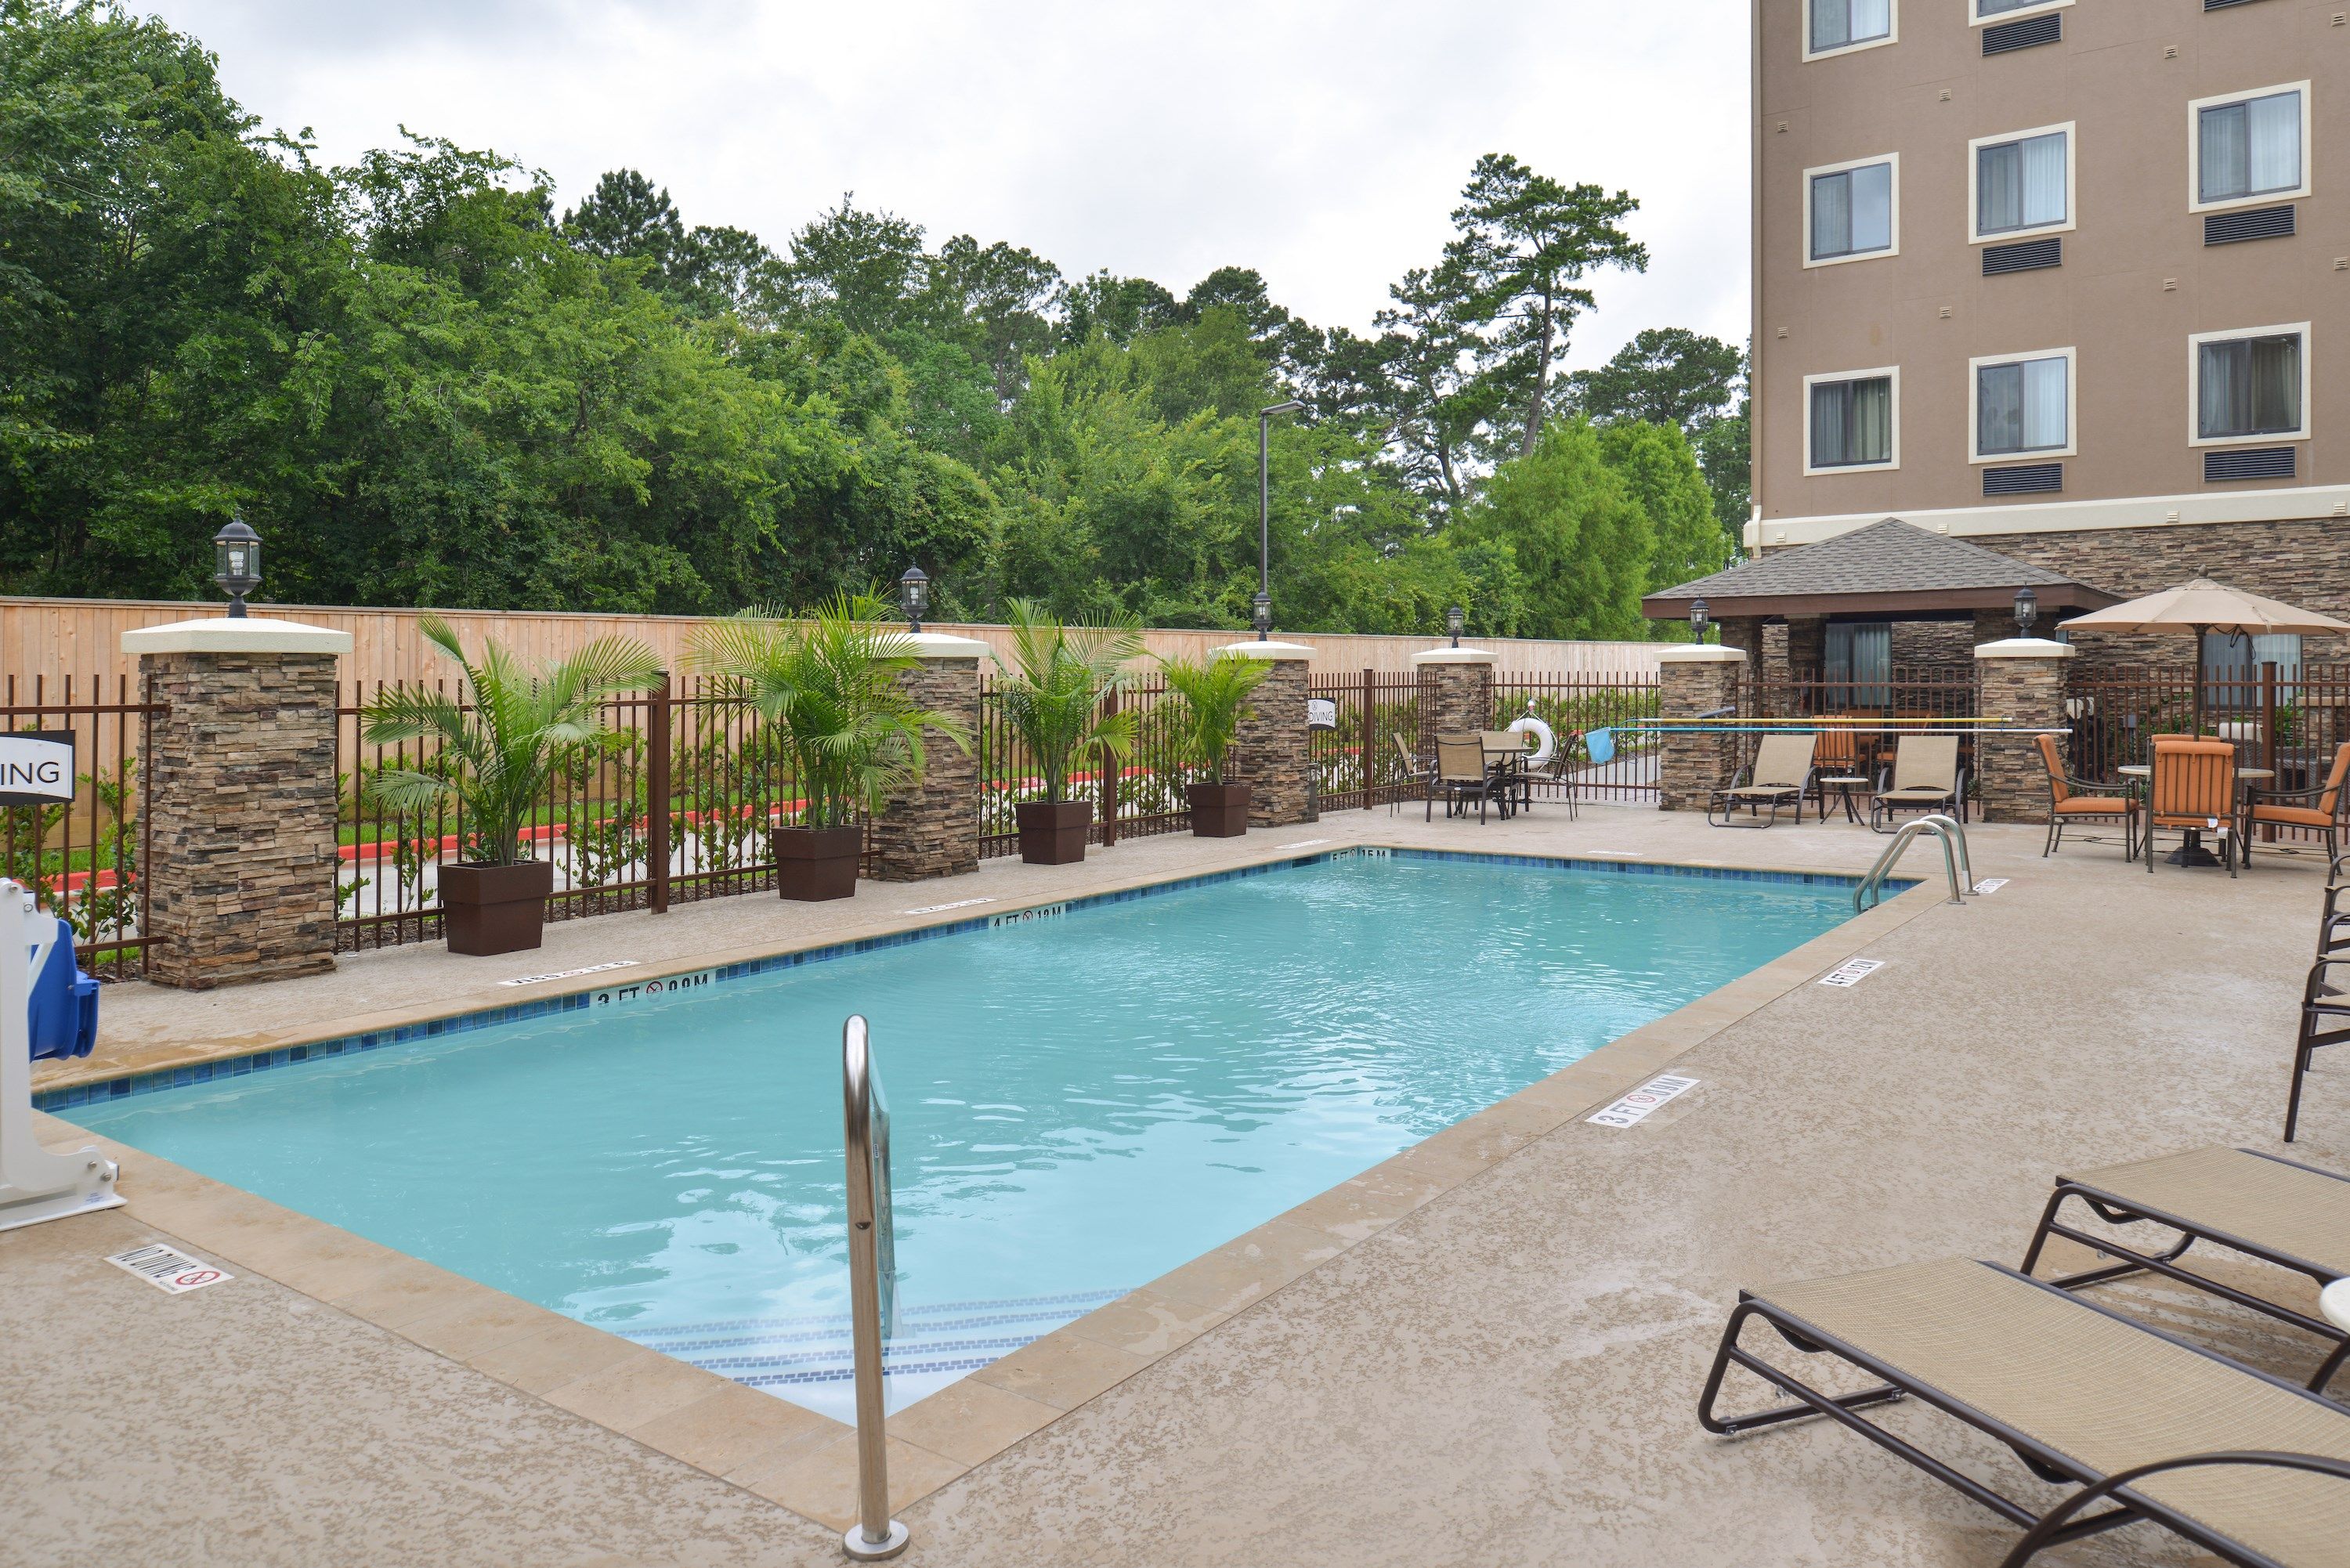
[142,0,1751,367]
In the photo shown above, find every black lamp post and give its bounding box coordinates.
[213,517,262,618]
[2013,586,2038,638]
[1445,605,1465,649]
[1251,591,1273,641]
[900,565,930,634]
[1689,598,1711,645]
[1256,400,1305,640]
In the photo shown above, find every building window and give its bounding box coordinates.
[1975,0,2068,17]
[2203,631,2301,714]
[1806,157,1897,264]
[1972,350,2075,461]
[1805,370,1899,472]
[1825,623,1892,707]
[2191,84,2309,211]
[1972,127,2071,241]
[2190,324,2309,446]
[1807,0,1893,57]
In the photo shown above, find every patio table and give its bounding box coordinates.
[2117,764,2273,866]
[1818,775,1871,825]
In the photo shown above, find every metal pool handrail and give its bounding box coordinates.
[1855,814,1974,912]
[841,1015,909,1562]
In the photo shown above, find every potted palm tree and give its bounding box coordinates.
[1160,653,1271,836]
[362,616,663,956]
[995,600,1142,865]
[692,593,969,900]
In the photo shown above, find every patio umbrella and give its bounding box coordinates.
[2058,576,2350,735]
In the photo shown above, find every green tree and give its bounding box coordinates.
[1595,420,1725,602]
[1566,327,1743,437]
[1451,419,1651,641]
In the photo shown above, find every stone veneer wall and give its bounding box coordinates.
[143,651,341,989]
[1657,652,1746,811]
[1229,656,1313,827]
[1975,646,2070,824]
[870,656,980,881]
[1415,659,1495,756]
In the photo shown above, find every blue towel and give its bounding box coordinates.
[1586,728,1617,766]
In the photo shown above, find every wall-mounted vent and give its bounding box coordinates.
[2204,446,2296,481]
[2204,0,2266,10]
[1983,238,2063,275]
[1984,463,2063,497]
[2205,205,2296,245]
[1984,13,2063,52]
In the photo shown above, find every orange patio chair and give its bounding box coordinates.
[2145,735,2240,877]
[2036,734,2136,860]
[2244,742,2350,869]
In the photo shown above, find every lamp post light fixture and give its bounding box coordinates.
[2013,586,2038,638]
[1689,598,1710,645]
[1446,605,1465,649]
[900,565,930,634]
[1252,591,1273,641]
[213,517,262,619]
[1256,400,1306,640]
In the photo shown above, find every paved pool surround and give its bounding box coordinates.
[12,807,2340,1565]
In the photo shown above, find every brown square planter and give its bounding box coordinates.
[438,859,555,956]
[774,824,862,901]
[1187,781,1253,837]
[1015,800,1093,865]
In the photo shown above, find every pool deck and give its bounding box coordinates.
[9,803,2343,1566]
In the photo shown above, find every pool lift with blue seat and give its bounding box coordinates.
[0,876,121,1230]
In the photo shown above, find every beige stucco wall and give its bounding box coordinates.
[1755,0,2349,541]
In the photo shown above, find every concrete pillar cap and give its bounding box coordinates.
[121,616,353,656]
[1213,641,1314,661]
[1973,638,2077,661]
[1408,647,1499,667]
[1658,645,1747,665]
[893,631,991,660]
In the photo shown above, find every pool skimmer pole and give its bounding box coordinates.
[841,1014,909,1561]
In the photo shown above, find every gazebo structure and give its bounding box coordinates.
[1644,519,2120,702]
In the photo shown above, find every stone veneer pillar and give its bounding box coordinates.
[1217,640,1314,827]
[1657,645,1748,812]
[1413,646,1498,761]
[125,616,353,990]
[1974,638,2073,825]
[870,632,988,881]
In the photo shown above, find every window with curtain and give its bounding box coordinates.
[1976,355,2070,457]
[1976,132,2067,237]
[1825,623,1893,707]
[1810,162,1894,260]
[1977,0,2045,14]
[2203,632,2302,711]
[2197,332,2303,439]
[2199,89,2303,204]
[1810,376,1895,468]
[1810,0,1893,52]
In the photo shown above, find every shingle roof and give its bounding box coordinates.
[1648,518,2103,605]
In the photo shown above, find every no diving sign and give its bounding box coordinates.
[0,731,73,807]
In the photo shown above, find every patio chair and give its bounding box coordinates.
[2247,741,2350,869]
[1707,732,1817,829]
[2019,1145,2349,1396]
[2145,735,2240,877]
[1868,735,1965,833]
[1698,1255,2350,1566]
[1386,732,1430,817]
[1426,734,1503,823]
[2036,734,2137,860]
[2291,958,2350,1143]
[1480,728,1536,816]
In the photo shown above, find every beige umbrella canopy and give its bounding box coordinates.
[2059,576,2350,732]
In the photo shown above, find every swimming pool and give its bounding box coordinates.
[72,851,1869,1420]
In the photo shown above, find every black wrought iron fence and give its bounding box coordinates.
[1310,671,1420,812]
[1,674,157,979]
[1490,674,1662,803]
[976,676,1191,858]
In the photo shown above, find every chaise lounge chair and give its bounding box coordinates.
[1698,1255,2350,1566]
[1707,732,1817,829]
[2019,1144,2349,1396]
[1869,735,1966,833]
[2036,734,2137,859]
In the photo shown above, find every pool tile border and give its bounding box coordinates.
[38,847,1913,1111]
[42,846,1949,1536]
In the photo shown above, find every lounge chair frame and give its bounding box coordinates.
[2290,957,2350,1144]
[1697,1262,2350,1566]
[2018,1147,2348,1396]
[1707,734,1817,830]
[1869,735,1969,835]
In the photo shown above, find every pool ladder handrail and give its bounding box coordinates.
[841,1016,909,1562]
[1854,814,1975,913]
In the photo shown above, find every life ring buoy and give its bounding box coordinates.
[1507,713,1556,768]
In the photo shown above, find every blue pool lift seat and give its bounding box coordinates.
[27,909,97,1062]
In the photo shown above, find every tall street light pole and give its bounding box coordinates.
[1257,400,1305,639]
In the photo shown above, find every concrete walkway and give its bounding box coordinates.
[8,805,2342,1566]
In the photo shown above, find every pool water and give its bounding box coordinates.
[74,852,1860,1419]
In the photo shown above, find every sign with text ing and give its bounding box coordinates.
[0,731,74,807]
